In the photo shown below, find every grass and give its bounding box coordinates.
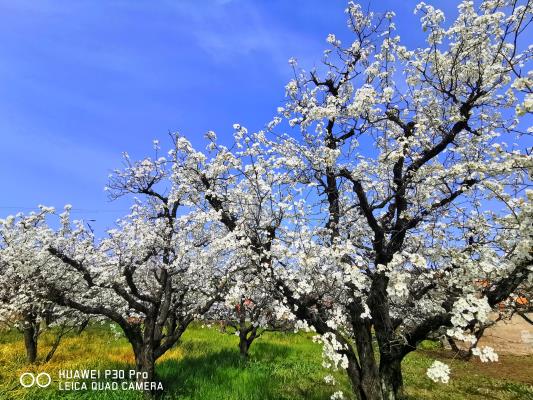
[0,324,532,400]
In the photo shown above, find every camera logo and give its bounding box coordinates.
[19,372,52,388]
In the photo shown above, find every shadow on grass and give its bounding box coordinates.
[250,341,291,361]
[156,342,310,400]
[157,349,264,399]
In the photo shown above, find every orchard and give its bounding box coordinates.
[0,1,531,400]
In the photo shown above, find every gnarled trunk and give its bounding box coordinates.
[132,341,157,399]
[379,357,403,400]
[135,347,155,385]
[238,335,250,358]
[360,369,385,400]
[344,349,404,400]
[346,368,404,400]
[345,355,366,400]
[345,352,390,400]
[23,324,38,363]
[22,313,39,364]
[345,312,385,400]
[238,325,258,358]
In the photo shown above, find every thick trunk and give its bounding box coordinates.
[361,370,384,400]
[379,357,403,400]
[345,356,366,400]
[345,351,404,400]
[23,324,38,363]
[347,369,385,400]
[237,320,259,359]
[238,335,249,358]
[134,344,156,385]
[347,312,383,400]
[341,337,383,400]
[355,329,381,400]
[347,363,403,400]
[132,340,158,400]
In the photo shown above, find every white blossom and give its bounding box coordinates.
[426,360,451,384]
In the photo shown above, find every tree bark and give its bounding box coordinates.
[136,353,155,385]
[360,366,383,400]
[132,341,157,400]
[238,335,250,358]
[22,315,39,364]
[346,360,404,400]
[238,325,259,359]
[355,332,382,400]
[344,346,405,400]
[379,357,403,400]
[345,354,366,400]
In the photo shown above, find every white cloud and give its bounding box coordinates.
[165,1,320,73]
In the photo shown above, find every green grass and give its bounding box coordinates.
[0,325,531,400]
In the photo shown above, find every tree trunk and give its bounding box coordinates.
[342,338,384,400]
[349,319,384,400]
[361,371,385,400]
[346,364,403,400]
[44,335,61,363]
[44,327,70,363]
[135,345,156,385]
[132,341,157,399]
[238,335,249,358]
[345,356,366,400]
[356,335,382,400]
[379,357,403,400]
[23,323,38,363]
[345,353,404,400]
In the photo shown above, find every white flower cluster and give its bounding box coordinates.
[472,346,499,362]
[285,80,298,96]
[319,333,349,370]
[450,295,491,329]
[426,360,451,384]
[326,33,341,47]
[387,272,410,300]
[331,391,344,400]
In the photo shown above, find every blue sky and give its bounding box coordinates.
[0,0,460,232]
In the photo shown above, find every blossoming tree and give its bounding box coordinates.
[164,129,302,358]
[262,1,532,399]
[209,274,291,358]
[5,151,238,387]
[0,209,88,363]
[0,1,530,399]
